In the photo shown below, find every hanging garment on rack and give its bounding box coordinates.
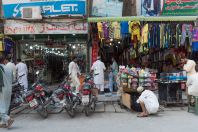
[129,21,141,47]
[181,24,193,46]
[164,24,170,49]
[141,24,149,45]
[97,22,104,39]
[120,21,129,37]
[160,24,165,49]
[193,27,198,41]
[102,22,109,39]
[176,24,182,47]
[108,22,114,39]
[170,24,177,48]
[112,22,121,39]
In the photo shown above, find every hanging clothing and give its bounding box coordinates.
[108,22,114,39]
[129,21,141,46]
[68,61,81,93]
[16,62,28,92]
[0,64,12,125]
[136,90,159,114]
[160,24,165,48]
[91,60,106,91]
[176,24,182,47]
[181,24,193,46]
[97,22,104,39]
[112,22,121,39]
[120,21,129,37]
[102,22,109,39]
[141,24,149,45]
[193,26,198,41]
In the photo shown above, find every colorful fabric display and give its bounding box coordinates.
[97,22,104,39]
[120,21,129,37]
[108,22,114,39]
[176,24,182,47]
[129,21,141,48]
[112,22,121,39]
[141,24,149,45]
[160,24,165,48]
[102,22,109,39]
[193,27,198,41]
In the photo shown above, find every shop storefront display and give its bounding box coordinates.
[19,42,87,84]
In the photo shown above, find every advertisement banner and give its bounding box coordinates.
[91,0,123,17]
[4,19,88,35]
[162,0,198,16]
[139,0,162,16]
[92,41,98,64]
[2,0,86,18]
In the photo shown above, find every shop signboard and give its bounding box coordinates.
[2,0,86,18]
[162,0,198,16]
[4,19,88,35]
[91,0,123,17]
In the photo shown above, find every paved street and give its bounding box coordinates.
[2,105,198,132]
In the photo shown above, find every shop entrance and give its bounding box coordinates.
[10,34,87,84]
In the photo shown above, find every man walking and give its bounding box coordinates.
[5,57,16,83]
[91,56,106,94]
[0,55,14,128]
[69,57,81,93]
[16,59,28,93]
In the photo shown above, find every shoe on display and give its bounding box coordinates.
[6,118,14,129]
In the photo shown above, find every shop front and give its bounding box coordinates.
[4,19,88,84]
[88,16,198,108]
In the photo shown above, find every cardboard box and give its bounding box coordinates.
[122,93,131,109]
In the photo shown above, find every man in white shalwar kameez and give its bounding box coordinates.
[91,56,106,93]
[181,57,198,96]
[0,55,14,128]
[136,86,159,117]
[5,57,16,83]
[69,57,81,93]
[16,59,28,93]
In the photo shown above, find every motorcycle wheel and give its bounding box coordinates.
[65,104,75,118]
[37,107,48,118]
[84,105,90,117]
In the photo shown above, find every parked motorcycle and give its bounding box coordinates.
[25,71,52,118]
[80,73,98,116]
[10,74,26,111]
[52,77,81,118]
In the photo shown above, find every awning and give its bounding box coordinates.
[88,16,198,22]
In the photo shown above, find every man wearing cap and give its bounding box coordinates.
[91,56,106,94]
[69,57,81,93]
[136,86,159,117]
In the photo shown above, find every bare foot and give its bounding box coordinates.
[137,112,148,117]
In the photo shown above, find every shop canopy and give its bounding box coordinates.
[88,16,198,22]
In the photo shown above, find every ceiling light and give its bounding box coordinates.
[72,45,76,49]
[118,41,121,44]
[73,34,76,36]
[110,38,113,41]
[30,46,33,50]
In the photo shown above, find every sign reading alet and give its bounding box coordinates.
[2,0,86,18]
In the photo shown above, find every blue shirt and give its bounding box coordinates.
[120,21,129,34]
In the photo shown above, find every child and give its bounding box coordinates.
[108,67,114,92]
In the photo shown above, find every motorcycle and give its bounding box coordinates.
[25,71,52,118]
[10,74,26,111]
[80,73,98,116]
[52,77,81,118]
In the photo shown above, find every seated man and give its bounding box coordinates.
[136,86,159,117]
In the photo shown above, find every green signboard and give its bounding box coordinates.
[162,0,198,16]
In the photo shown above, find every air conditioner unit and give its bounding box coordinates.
[21,6,42,20]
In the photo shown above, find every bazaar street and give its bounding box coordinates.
[2,105,198,132]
